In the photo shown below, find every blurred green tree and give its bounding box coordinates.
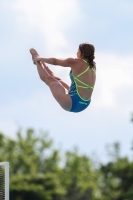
[0,129,65,200]
[99,143,133,200]
[61,148,100,200]
[3,128,133,200]
[0,129,101,200]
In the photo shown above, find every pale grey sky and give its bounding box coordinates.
[0,0,133,162]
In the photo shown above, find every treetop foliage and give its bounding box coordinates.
[0,128,133,200]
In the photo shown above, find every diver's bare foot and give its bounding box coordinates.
[29,48,39,64]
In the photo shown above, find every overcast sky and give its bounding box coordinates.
[0,0,133,162]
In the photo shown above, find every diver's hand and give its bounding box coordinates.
[33,56,43,62]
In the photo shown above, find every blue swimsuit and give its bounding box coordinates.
[68,60,96,113]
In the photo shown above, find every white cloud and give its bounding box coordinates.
[11,0,81,53]
[93,52,133,109]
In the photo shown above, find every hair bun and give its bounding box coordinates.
[79,42,96,68]
[89,54,95,60]
[84,54,95,61]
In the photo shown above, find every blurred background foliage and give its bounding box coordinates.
[0,121,133,200]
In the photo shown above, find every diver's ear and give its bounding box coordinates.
[79,49,83,58]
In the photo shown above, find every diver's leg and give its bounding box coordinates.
[41,62,70,90]
[29,48,72,110]
[36,61,72,111]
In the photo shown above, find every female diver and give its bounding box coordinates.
[29,42,96,113]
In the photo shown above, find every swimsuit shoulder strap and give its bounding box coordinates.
[82,59,96,74]
[71,59,96,90]
[75,59,90,78]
